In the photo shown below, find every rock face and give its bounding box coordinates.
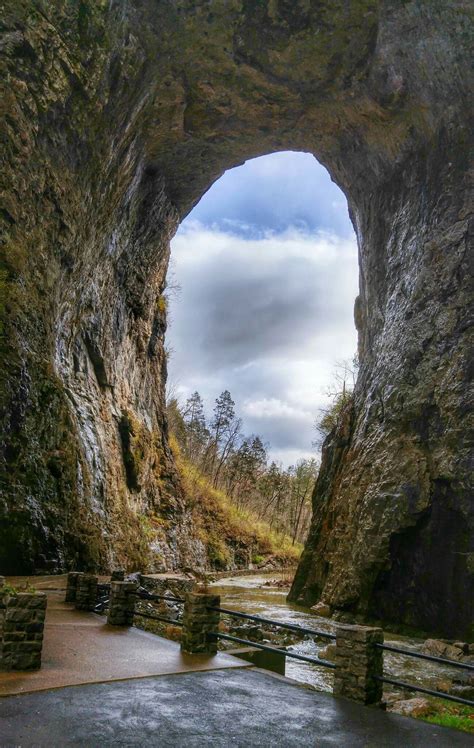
[386,698,432,719]
[0,2,472,635]
[310,602,331,618]
[421,639,474,663]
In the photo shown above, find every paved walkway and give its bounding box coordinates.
[1,577,471,745]
[0,669,471,747]
[0,586,248,697]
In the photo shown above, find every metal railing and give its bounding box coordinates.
[208,605,336,640]
[94,583,111,613]
[212,631,336,669]
[375,675,474,707]
[137,591,185,604]
[97,580,474,709]
[377,642,474,671]
[94,597,109,613]
[375,641,474,708]
[208,605,474,706]
[134,610,183,626]
[209,604,336,670]
[134,589,184,627]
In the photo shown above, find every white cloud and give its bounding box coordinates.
[242,398,313,421]
[270,448,319,468]
[166,152,358,466]
[167,224,358,464]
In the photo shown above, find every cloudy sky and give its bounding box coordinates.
[167,151,359,466]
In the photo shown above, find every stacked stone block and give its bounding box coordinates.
[65,571,83,603]
[75,574,98,611]
[333,624,383,704]
[0,584,5,665]
[181,591,221,655]
[107,581,138,625]
[0,592,47,671]
[140,574,196,598]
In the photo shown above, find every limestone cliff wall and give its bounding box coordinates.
[0,1,472,636]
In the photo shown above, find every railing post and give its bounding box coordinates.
[333,624,384,705]
[107,581,138,626]
[0,581,6,668]
[181,591,220,655]
[65,571,83,603]
[75,573,98,611]
[1,592,47,671]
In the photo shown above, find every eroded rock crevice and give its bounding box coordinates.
[370,485,474,638]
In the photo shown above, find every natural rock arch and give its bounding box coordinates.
[0,1,472,636]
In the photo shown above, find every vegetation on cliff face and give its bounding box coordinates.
[313,359,358,447]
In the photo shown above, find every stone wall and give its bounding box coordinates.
[0,592,47,671]
[65,572,82,603]
[140,575,196,599]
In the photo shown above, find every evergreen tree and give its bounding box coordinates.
[183,391,209,460]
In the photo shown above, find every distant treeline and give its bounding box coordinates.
[167,391,318,545]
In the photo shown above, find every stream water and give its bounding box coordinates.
[210,572,464,695]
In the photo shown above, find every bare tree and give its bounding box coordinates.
[313,356,359,447]
[168,393,318,544]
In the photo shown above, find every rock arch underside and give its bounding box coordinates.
[0,1,472,637]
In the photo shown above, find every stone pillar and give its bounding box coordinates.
[65,572,83,603]
[181,591,220,655]
[1,592,47,671]
[111,569,125,582]
[107,581,137,625]
[333,624,384,705]
[75,574,98,611]
[0,586,6,666]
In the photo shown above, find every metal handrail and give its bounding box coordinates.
[137,591,185,604]
[94,596,110,613]
[208,606,336,640]
[134,610,183,626]
[212,632,336,669]
[377,642,474,671]
[134,590,184,625]
[132,592,474,708]
[376,675,474,708]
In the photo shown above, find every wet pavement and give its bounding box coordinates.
[0,668,470,747]
[0,588,248,697]
[1,576,471,745]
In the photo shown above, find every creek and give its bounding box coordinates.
[210,572,464,695]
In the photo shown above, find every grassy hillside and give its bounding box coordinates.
[170,435,301,570]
